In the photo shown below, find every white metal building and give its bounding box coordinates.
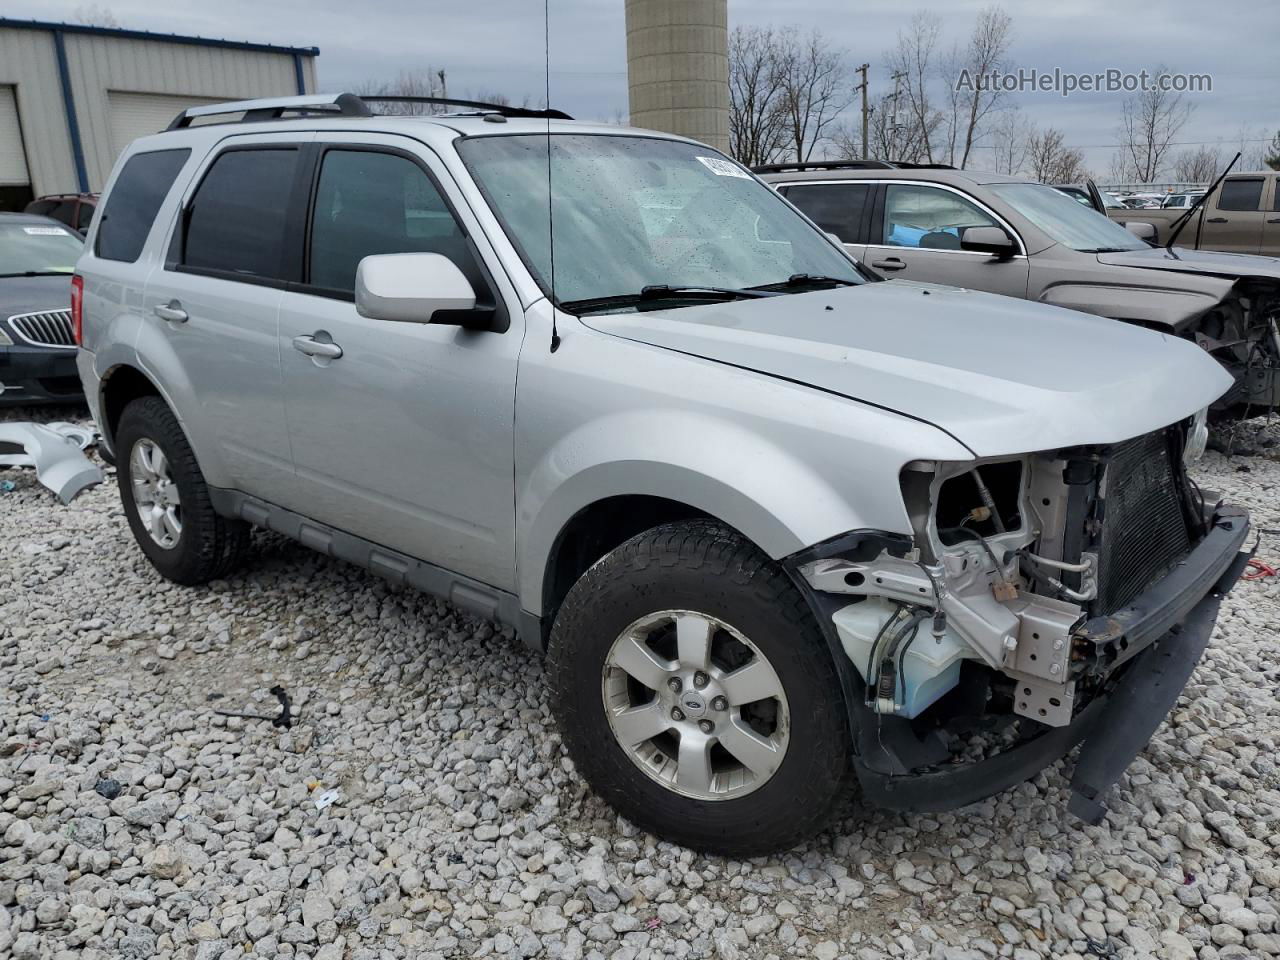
[0,18,318,208]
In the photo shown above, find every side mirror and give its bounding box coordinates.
[960,225,1016,259]
[1125,221,1157,242]
[825,231,844,245]
[355,252,477,325]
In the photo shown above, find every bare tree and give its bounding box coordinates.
[775,29,851,162]
[1115,66,1194,181]
[886,13,944,163]
[829,92,931,164]
[988,107,1031,175]
[1172,146,1222,183]
[941,5,1014,168]
[727,26,791,166]
[1026,127,1086,183]
[1234,124,1276,171]
[354,69,449,115]
[73,4,120,27]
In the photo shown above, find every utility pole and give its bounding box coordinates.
[854,63,870,158]
[888,70,907,157]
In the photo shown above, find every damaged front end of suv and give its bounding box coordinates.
[787,415,1250,822]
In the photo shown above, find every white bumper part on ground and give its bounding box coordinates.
[0,421,103,504]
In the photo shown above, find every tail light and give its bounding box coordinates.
[71,274,84,346]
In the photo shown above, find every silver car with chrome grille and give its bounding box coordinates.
[0,212,82,404]
[73,93,1252,855]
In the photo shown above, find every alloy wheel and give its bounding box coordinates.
[129,438,182,549]
[601,610,790,801]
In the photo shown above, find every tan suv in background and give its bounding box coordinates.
[760,160,1280,415]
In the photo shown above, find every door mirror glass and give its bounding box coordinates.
[355,252,477,324]
[960,225,1015,258]
[1124,221,1157,241]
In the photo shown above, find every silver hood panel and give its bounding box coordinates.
[582,281,1233,458]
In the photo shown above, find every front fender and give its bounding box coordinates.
[518,409,930,617]
[1037,281,1227,334]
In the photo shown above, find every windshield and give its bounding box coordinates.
[0,221,83,276]
[990,183,1148,253]
[457,134,864,309]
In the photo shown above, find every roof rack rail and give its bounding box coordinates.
[166,92,573,131]
[360,96,573,121]
[751,160,898,173]
[167,93,371,129]
[751,159,959,173]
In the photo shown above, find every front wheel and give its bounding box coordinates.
[548,521,853,856]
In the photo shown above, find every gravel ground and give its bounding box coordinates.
[2,403,1279,960]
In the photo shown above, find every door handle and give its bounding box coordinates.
[292,334,343,360]
[871,258,906,271]
[1268,218,1280,224]
[1206,217,1228,224]
[153,301,188,323]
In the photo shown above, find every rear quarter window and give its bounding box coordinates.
[96,149,191,262]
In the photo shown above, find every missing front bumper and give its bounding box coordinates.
[853,525,1251,821]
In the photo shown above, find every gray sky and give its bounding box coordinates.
[9,0,1277,175]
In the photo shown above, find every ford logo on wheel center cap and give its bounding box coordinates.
[681,694,707,718]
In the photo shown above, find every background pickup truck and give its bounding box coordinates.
[1107,171,1280,255]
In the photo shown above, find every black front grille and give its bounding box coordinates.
[1094,431,1191,612]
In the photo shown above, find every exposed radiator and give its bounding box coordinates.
[1094,431,1191,613]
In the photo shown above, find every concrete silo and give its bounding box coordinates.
[624,0,729,152]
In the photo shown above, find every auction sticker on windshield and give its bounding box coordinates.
[23,227,70,236]
[696,156,751,179]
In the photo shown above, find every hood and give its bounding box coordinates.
[0,274,73,319]
[581,281,1232,458]
[1098,246,1280,282]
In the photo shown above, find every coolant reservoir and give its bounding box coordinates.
[832,598,969,718]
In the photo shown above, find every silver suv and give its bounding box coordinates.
[75,94,1250,855]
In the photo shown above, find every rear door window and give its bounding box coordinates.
[1217,178,1264,212]
[96,148,190,262]
[780,183,872,243]
[48,200,76,227]
[181,148,300,283]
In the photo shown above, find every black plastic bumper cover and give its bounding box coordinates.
[853,504,1251,819]
[0,347,81,402]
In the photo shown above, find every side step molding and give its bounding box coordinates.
[208,487,538,648]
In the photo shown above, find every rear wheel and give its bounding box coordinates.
[116,396,249,584]
[548,521,853,855]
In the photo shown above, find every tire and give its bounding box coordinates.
[548,520,854,856]
[116,396,249,585]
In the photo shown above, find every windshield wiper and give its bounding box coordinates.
[750,273,859,292]
[561,285,778,314]
[0,270,72,278]
[639,284,777,300]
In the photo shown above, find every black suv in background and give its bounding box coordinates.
[0,212,83,404]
